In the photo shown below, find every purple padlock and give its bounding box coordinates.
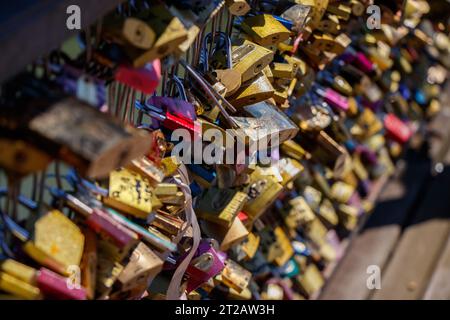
[185,239,226,292]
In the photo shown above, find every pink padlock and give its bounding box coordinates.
[185,240,226,292]
[115,59,161,94]
[384,113,412,144]
[354,52,374,74]
[36,268,87,300]
[324,88,349,112]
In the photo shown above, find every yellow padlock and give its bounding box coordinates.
[241,14,291,46]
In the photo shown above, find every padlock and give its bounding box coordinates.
[286,196,316,228]
[229,72,275,108]
[242,101,300,145]
[3,96,151,179]
[225,0,250,16]
[115,59,161,95]
[104,208,177,252]
[280,140,308,161]
[318,14,341,34]
[151,212,184,236]
[230,39,274,83]
[113,242,163,297]
[0,271,42,300]
[103,168,154,219]
[57,191,139,252]
[296,264,324,298]
[127,157,165,187]
[240,232,260,260]
[326,3,352,21]
[0,139,52,177]
[34,210,85,272]
[278,157,305,186]
[296,0,329,30]
[124,6,188,67]
[241,14,291,46]
[218,259,251,293]
[384,113,412,144]
[103,15,156,50]
[201,217,249,251]
[243,167,284,222]
[318,198,339,227]
[331,181,355,204]
[186,240,226,292]
[201,32,242,97]
[272,227,295,267]
[195,187,248,227]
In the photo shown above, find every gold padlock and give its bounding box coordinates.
[271,63,295,79]
[273,227,294,267]
[331,181,355,204]
[326,3,352,21]
[229,72,275,108]
[0,271,42,300]
[196,187,248,227]
[34,210,85,271]
[241,232,260,260]
[278,158,305,186]
[125,5,188,67]
[231,39,274,83]
[219,259,251,293]
[243,167,284,222]
[103,16,156,50]
[116,242,163,294]
[225,0,251,16]
[296,264,324,297]
[241,14,291,46]
[0,139,52,177]
[104,168,153,219]
[318,14,341,34]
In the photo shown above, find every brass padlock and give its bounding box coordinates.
[103,15,156,50]
[0,138,52,177]
[240,232,260,260]
[34,210,85,272]
[243,167,284,222]
[104,168,154,219]
[196,187,248,227]
[231,39,274,83]
[0,271,42,300]
[229,72,275,108]
[201,217,249,251]
[326,3,352,21]
[18,97,151,179]
[219,259,251,293]
[115,242,163,295]
[225,0,251,16]
[125,5,188,67]
[296,264,324,297]
[241,14,291,46]
[272,227,294,267]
